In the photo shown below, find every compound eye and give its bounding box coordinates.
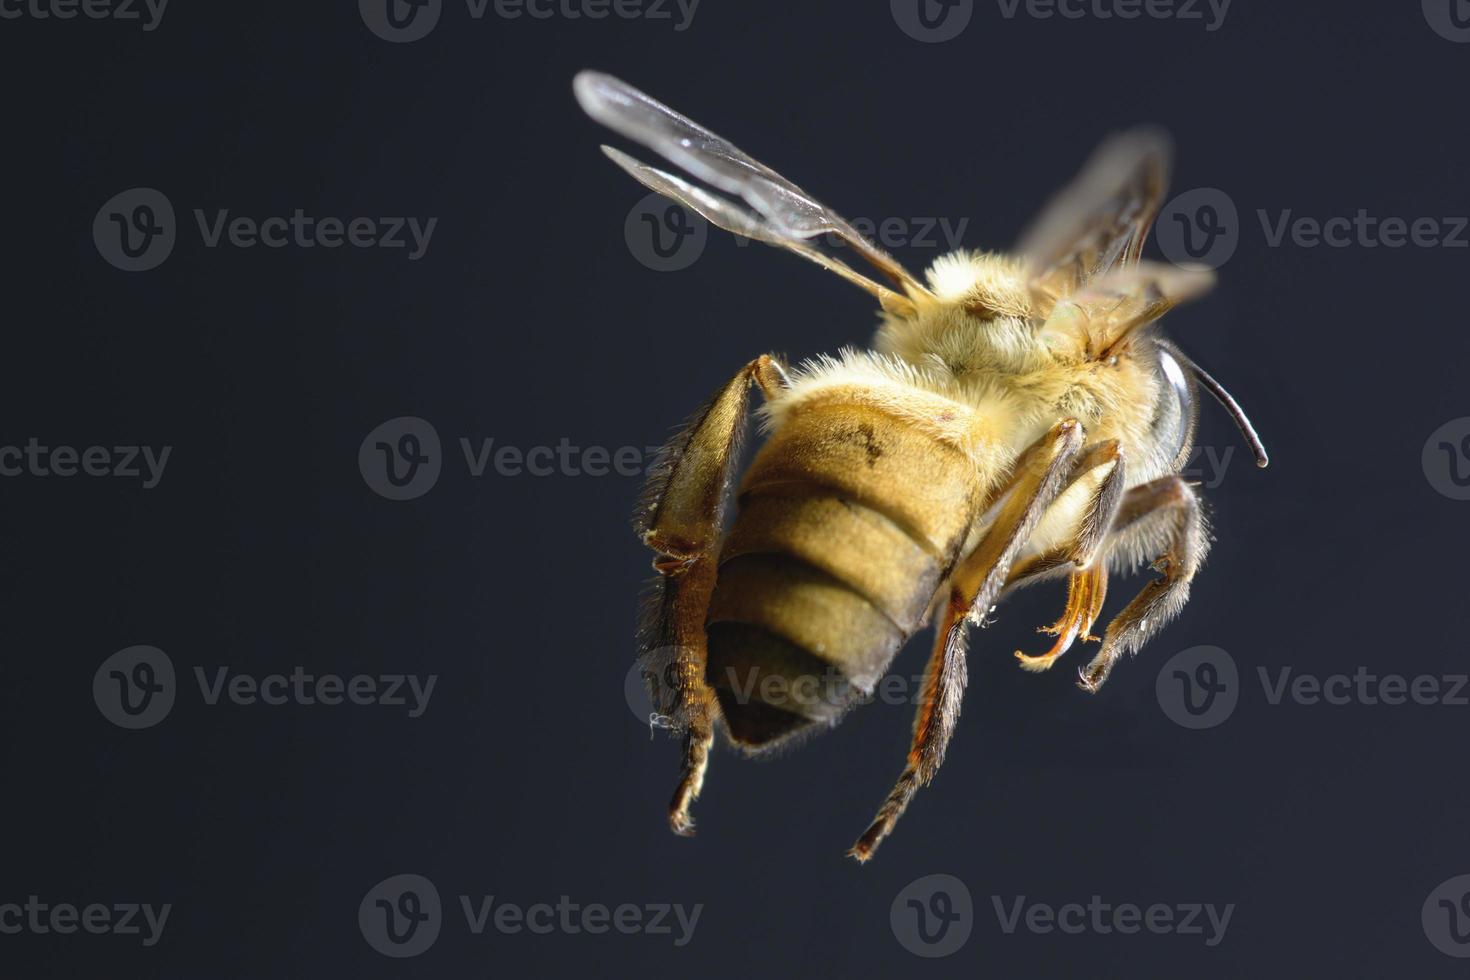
[1154,345,1197,466]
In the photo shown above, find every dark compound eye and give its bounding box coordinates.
[1153,344,1197,468]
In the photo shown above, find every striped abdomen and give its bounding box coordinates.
[706,398,986,748]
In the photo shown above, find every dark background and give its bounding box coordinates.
[2,2,1467,976]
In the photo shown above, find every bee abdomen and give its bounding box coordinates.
[706,402,984,749]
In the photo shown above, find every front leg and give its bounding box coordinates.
[847,418,1084,862]
[1012,439,1125,672]
[637,354,786,835]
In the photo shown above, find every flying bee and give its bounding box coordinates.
[575,71,1268,862]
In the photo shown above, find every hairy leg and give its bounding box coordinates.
[1012,440,1124,671]
[847,418,1084,862]
[636,354,786,834]
[1077,475,1208,693]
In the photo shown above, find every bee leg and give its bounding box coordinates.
[847,419,1084,862]
[1077,476,1208,694]
[1015,565,1109,672]
[637,354,787,836]
[640,556,719,837]
[1013,440,1124,671]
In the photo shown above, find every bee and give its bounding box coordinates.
[575,71,1268,862]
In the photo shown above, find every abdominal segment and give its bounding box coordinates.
[706,401,985,749]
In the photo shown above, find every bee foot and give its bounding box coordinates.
[1015,649,1061,672]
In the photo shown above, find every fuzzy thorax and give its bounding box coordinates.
[760,250,1171,492]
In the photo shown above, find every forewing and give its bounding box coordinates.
[1018,128,1172,315]
[601,147,918,317]
[575,71,932,305]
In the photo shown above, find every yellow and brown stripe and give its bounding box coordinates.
[706,399,987,748]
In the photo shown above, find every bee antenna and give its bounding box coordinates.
[1177,351,1269,469]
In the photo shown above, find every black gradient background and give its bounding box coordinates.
[2,2,1468,976]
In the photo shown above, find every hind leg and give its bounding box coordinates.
[848,418,1084,862]
[636,355,786,834]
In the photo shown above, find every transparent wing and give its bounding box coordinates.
[601,147,918,317]
[574,71,933,311]
[1018,128,1172,315]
